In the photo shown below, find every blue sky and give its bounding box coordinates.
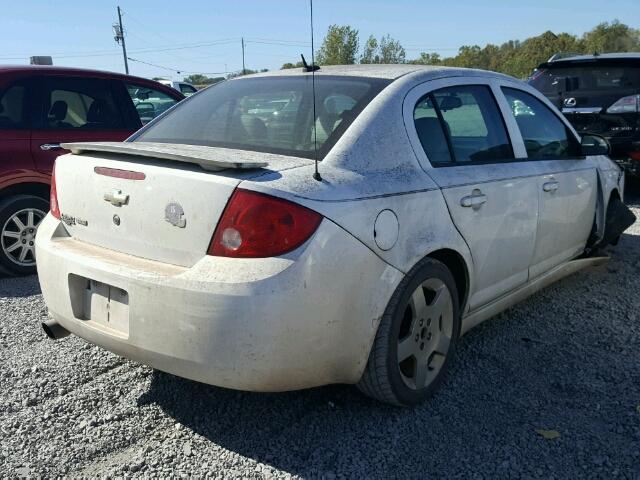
[2,0,638,80]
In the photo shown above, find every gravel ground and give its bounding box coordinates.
[1,188,639,479]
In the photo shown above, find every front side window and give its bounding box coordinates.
[413,85,513,165]
[502,87,579,159]
[126,84,179,125]
[41,77,123,130]
[0,83,28,130]
[133,76,390,160]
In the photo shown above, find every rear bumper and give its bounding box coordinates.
[35,215,402,391]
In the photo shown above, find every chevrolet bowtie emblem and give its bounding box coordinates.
[104,189,129,207]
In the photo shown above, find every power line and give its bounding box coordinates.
[126,56,233,76]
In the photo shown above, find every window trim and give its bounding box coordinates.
[500,85,584,161]
[413,83,516,168]
[35,75,127,131]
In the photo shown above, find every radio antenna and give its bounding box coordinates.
[309,0,321,181]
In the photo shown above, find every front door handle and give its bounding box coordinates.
[543,181,559,192]
[40,143,62,151]
[460,190,487,209]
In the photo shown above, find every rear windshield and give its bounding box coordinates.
[529,64,640,95]
[133,75,390,160]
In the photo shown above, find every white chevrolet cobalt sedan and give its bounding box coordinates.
[36,65,633,406]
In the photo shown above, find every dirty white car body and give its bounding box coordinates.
[36,65,625,405]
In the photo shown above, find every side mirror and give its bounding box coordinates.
[581,134,610,156]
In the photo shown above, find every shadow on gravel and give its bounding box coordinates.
[138,231,640,478]
[0,274,40,298]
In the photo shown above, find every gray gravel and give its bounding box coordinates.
[1,188,640,479]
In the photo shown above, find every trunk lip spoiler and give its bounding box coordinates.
[60,141,269,172]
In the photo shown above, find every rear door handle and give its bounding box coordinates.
[460,191,487,209]
[543,181,559,192]
[40,143,62,151]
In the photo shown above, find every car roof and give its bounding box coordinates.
[243,64,514,82]
[538,52,640,68]
[0,65,184,97]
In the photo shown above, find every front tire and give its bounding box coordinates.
[357,258,461,406]
[0,195,49,275]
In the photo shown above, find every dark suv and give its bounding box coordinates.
[529,53,640,176]
[0,65,184,274]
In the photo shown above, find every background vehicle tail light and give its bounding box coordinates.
[606,95,640,114]
[629,151,640,161]
[50,162,61,219]
[208,189,322,258]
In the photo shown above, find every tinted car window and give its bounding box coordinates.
[41,76,124,130]
[0,83,27,129]
[529,65,640,95]
[134,76,390,160]
[414,85,513,165]
[126,84,179,125]
[413,95,452,164]
[502,87,579,159]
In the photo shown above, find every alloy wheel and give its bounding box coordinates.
[1,208,46,267]
[397,278,454,390]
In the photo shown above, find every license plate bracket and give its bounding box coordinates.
[69,274,129,336]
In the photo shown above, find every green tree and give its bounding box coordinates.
[378,34,406,63]
[316,25,359,65]
[408,52,442,65]
[359,34,405,64]
[408,20,638,79]
[281,61,304,69]
[183,74,224,85]
[583,20,640,53]
[360,35,379,64]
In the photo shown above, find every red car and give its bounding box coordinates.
[0,65,184,274]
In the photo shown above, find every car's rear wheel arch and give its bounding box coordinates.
[0,182,50,203]
[425,248,469,313]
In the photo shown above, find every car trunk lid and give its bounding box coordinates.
[53,143,311,267]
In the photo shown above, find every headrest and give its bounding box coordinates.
[48,101,68,121]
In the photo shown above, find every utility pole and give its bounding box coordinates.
[241,37,246,75]
[113,6,129,74]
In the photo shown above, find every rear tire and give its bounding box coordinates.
[357,258,461,406]
[0,195,49,276]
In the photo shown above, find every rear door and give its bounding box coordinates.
[30,75,132,174]
[406,78,539,311]
[0,77,36,183]
[500,86,597,277]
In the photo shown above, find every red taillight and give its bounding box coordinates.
[209,189,322,258]
[50,162,61,219]
[629,151,640,161]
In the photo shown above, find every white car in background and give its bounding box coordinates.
[157,79,198,96]
[36,65,633,406]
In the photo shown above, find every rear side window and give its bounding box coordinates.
[502,87,579,159]
[126,84,179,125]
[41,76,124,130]
[0,83,28,130]
[413,85,513,165]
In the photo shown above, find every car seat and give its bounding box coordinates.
[47,101,72,128]
[414,117,451,164]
